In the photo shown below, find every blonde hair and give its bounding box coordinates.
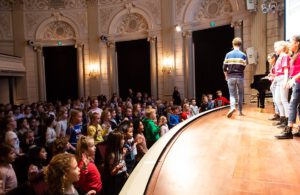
[76,135,94,162]
[159,116,167,123]
[274,41,289,54]
[145,108,156,118]
[68,109,82,128]
[232,37,242,47]
[45,153,75,195]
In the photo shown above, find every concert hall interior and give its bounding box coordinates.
[0,0,299,195]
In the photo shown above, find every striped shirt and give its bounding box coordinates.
[223,48,247,78]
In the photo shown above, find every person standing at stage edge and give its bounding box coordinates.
[223,37,247,118]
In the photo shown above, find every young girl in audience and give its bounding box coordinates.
[109,109,118,130]
[17,118,30,140]
[0,143,17,194]
[55,106,68,138]
[66,109,83,150]
[159,116,169,137]
[119,121,137,174]
[133,119,148,164]
[75,136,102,195]
[87,112,107,145]
[45,116,57,148]
[100,110,113,137]
[45,153,80,195]
[181,103,191,121]
[104,131,127,195]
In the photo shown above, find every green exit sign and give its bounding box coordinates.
[57,41,62,46]
[210,21,216,27]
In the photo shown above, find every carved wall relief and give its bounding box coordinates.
[116,13,148,34]
[42,21,76,40]
[194,0,232,20]
[0,13,13,40]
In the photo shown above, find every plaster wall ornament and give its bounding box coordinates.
[142,0,161,24]
[42,21,76,40]
[99,6,123,33]
[116,13,148,34]
[194,0,232,20]
[25,13,48,37]
[0,0,12,10]
[25,0,49,10]
[176,0,188,17]
[99,0,122,5]
[0,13,13,40]
[65,11,88,34]
[64,0,86,9]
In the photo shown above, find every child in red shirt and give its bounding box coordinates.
[214,90,230,107]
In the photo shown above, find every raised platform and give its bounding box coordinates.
[121,104,300,195]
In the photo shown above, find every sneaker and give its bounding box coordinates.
[275,127,293,139]
[293,131,300,137]
[227,109,235,118]
[268,114,280,121]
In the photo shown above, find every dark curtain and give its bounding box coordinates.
[193,25,234,101]
[116,39,151,99]
[43,46,78,103]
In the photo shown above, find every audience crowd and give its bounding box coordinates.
[0,88,229,195]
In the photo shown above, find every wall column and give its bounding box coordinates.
[107,41,118,95]
[76,43,84,98]
[36,46,46,101]
[148,36,158,99]
[183,31,195,99]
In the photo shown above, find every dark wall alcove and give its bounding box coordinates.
[193,25,234,101]
[43,46,78,103]
[116,39,151,99]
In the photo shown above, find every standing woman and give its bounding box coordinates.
[276,35,300,139]
[45,153,80,195]
[273,41,291,128]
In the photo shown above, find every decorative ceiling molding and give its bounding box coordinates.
[0,0,12,10]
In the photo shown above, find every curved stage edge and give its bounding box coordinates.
[120,105,300,195]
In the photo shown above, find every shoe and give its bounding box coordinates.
[227,109,235,118]
[277,117,288,128]
[268,114,280,121]
[293,131,300,137]
[273,117,285,126]
[259,108,264,113]
[239,112,245,116]
[275,127,293,139]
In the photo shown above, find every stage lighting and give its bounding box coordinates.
[100,35,108,42]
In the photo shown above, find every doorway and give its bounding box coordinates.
[43,46,78,103]
[193,25,234,101]
[116,39,151,99]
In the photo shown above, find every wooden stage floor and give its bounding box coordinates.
[146,104,300,195]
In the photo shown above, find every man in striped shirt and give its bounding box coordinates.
[223,37,247,118]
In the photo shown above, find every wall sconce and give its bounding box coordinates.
[89,63,100,78]
[175,24,182,32]
[162,57,174,74]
